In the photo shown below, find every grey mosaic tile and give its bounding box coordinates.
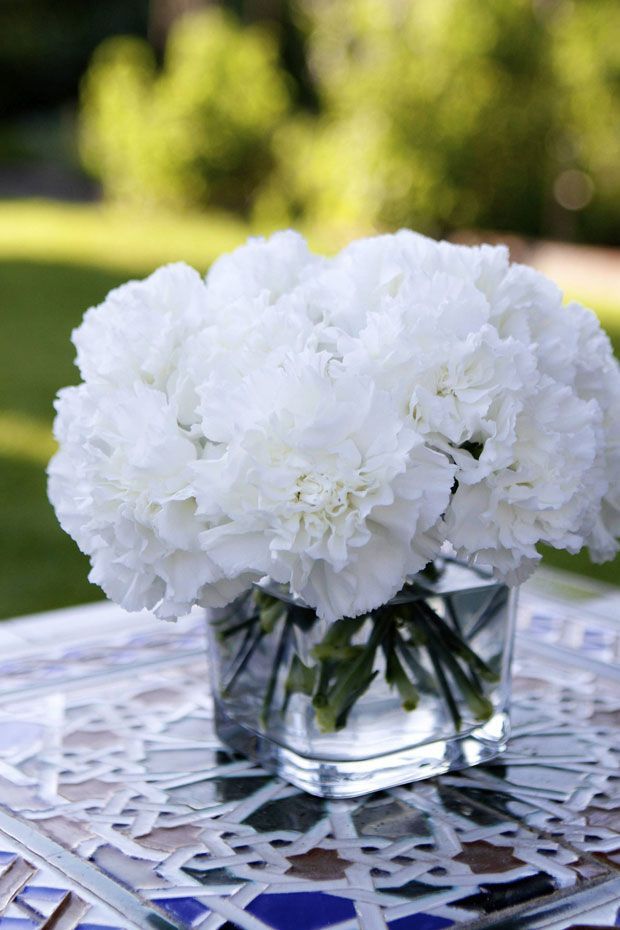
[0,572,616,929]
[0,831,143,929]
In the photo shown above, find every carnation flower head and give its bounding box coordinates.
[73,263,207,390]
[48,228,620,621]
[446,378,606,582]
[194,352,455,621]
[337,271,534,479]
[309,230,509,339]
[564,300,620,560]
[487,262,580,387]
[205,230,322,308]
[48,381,256,619]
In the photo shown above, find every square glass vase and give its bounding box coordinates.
[206,559,517,798]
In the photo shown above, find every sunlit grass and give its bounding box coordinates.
[0,199,354,274]
[0,199,618,618]
[0,199,250,274]
[0,412,56,465]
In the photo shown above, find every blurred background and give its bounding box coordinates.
[1,0,619,620]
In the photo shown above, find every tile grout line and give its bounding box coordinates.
[443,873,620,930]
[0,647,206,704]
[444,779,620,876]
[433,781,620,929]
[0,804,182,930]
[515,632,620,681]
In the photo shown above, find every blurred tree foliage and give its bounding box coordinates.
[550,0,620,243]
[79,8,290,211]
[76,0,620,240]
[261,0,620,241]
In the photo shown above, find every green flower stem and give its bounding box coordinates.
[222,622,264,697]
[312,616,366,661]
[258,600,287,634]
[311,658,334,714]
[444,595,463,634]
[418,601,498,682]
[217,613,260,641]
[467,586,506,640]
[394,629,437,693]
[382,627,419,711]
[223,615,255,673]
[282,653,317,715]
[433,642,493,721]
[216,582,500,735]
[419,617,463,732]
[444,595,483,692]
[313,612,390,732]
[260,617,291,728]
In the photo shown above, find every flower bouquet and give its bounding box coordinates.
[49,231,620,796]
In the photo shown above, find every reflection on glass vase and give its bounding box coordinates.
[206,559,517,798]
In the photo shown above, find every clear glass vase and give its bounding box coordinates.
[206,559,517,798]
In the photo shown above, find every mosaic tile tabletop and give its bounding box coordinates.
[0,569,618,930]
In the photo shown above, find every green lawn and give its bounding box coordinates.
[0,201,252,619]
[0,201,618,620]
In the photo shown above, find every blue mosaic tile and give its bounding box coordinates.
[16,885,66,904]
[0,575,617,930]
[247,892,356,930]
[388,916,453,930]
[154,897,210,925]
[76,925,127,930]
[0,921,38,930]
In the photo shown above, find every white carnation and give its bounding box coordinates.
[488,262,580,386]
[73,263,208,390]
[194,353,455,622]
[48,381,255,618]
[169,288,319,439]
[162,231,324,436]
[339,276,535,480]
[565,301,620,560]
[446,378,606,583]
[307,230,509,340]
[48,228,620,621]
[205,230,322,307]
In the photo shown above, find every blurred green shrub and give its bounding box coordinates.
[79,8,290,211]
[260,0,620,241]
[551,0,620,243]
[79,0,620,242]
